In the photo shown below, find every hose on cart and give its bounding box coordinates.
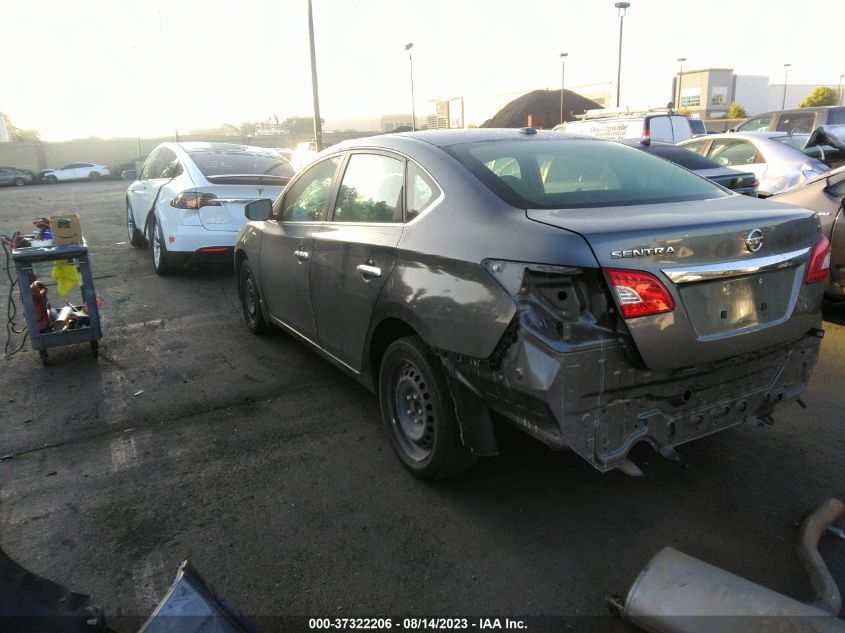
[2,239,29,357]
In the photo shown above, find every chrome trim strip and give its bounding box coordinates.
[661,247,810,284]
[267,315,361,375]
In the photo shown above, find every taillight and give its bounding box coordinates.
[805,236,831,284]
[606,268,675,319]
[171,192,221,209]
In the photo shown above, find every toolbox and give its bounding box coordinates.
[12,241,102,365]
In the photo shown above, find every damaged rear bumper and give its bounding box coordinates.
[449,323,821,473]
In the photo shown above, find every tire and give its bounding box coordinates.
[238,259,270,335]
[45,175,57,184]
[378,336,478,479]
[148,214,173,275]
[13,177,25,187]
[127,202,144,247]
[88,171,100,181]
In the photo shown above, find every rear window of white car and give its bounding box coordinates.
[187,149,295,179]
[445,139,727,209]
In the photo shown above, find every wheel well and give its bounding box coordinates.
[369,318,417,385]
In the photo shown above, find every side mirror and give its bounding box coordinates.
[245,198,273,221]
[121,169,137,181]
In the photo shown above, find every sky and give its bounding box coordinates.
[1,0,843,141]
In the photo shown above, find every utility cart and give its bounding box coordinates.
[12,242,102,365]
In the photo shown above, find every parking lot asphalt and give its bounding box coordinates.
[1,180,844,630]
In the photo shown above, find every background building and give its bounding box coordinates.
[0,113,12,142]
[380,114,417,132]
[671,69,843,118]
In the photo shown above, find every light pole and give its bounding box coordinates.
[307,0,323,151]
[782,63,791,110]
[405,43,416,131]
[559,52,568,124]
[839,74,844,106]
[676,57,686,111]
[614,2,630,108]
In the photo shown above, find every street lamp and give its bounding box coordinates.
[560,52,568,124]
[307,0,323,151]
[676,57,686,111]
[782,63,791,110]
[614,1,630,108]
[405,43,416,131]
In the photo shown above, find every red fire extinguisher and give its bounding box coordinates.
[30,280,52,332]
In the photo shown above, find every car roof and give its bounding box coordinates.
[332,128,589,152]
[176,141,275,153]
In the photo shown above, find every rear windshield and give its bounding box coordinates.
[187,148,295,179]
[773,134,810,149]
[444,139,727,209]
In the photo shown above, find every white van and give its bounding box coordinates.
[553,112,693,143]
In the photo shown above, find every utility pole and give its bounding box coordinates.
[614,2,630,108]
[559,52,568,124]
[307,0,323,151]
[676,57,686,110]
[782,63,791,110]
[406,43,416,131]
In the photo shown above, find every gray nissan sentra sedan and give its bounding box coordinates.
[234,129,829,479]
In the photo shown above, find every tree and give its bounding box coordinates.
[222,122,258,137]
[727,102,748,119]
[11,126,40,142]
[799,86,837,108]
[677,107,692,117]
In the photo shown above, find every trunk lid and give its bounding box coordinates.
[527,196,822,370]
[197,181,287,231]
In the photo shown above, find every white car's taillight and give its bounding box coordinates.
[171,192,221,209]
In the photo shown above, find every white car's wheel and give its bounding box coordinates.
[127,203,144,247]
[149,215,173,276]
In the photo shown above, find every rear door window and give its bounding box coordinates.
[706,140,762,166]
[681,139,709,156]
[332,153,404,223]
[737,114,773,132]
[776,112,816,133]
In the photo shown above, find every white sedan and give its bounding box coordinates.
[125,142,295,275]
[43,162,111,183]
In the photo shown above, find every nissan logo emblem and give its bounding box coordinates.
[746,229,763,252]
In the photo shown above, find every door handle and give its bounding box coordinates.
[294,249,310,262]
[356,264,382,278]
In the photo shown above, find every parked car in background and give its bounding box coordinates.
[42,162,111,183]
[619,138,757,196]
[679,132,829,196]
[553,110,693,143]
[771,166,845,300]
[291,140,319,169]
[124,142,295,275]
[688,118,707,137]
[0,167,36,186]
[235,129,826,479]
[735,106,845,134]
